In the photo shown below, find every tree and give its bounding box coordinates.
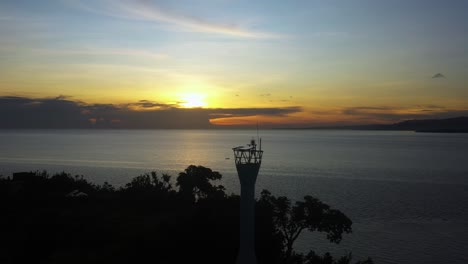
[123,171,173,194]
[257,190,355,263]
[176,165,226,203]
[2,167,373,264]
[295,251,374,264]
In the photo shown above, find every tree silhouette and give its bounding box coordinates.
[123,171,173,194]
[1,167,373,264]
[257,190,358,263]
[176,165,226,203]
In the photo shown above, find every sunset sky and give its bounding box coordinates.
[1,0,467,127]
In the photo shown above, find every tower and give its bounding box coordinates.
[233,139,263,264]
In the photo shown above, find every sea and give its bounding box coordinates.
[1,129,468,264]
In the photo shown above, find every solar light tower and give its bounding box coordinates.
[233,138,263,264]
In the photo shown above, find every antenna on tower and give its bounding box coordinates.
[256,122,259,142]
[256,122,262,151]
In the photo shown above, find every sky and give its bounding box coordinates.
[1,0,467,128]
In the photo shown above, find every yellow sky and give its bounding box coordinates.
[1,1,467,127]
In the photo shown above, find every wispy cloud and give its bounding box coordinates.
[126,100,177,110]
[67,0,278,38]
[31,47,169,61]
[208,107,302,119]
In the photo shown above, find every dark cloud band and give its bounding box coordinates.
[0,96,302,129]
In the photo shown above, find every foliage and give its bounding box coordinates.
[0,165,372,264]
[290,251,374,264]
[176,165,226,202]
[0,171,97,198]
[123,171,172,193]
[257,190,369,264]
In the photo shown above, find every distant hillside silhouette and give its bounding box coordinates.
[391,117,468,132]
[359,116,468,132]
[319,117,468,132]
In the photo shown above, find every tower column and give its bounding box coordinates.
[237,168,258,264]
[233,140,263,264]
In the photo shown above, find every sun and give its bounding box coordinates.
[180,93,207,108]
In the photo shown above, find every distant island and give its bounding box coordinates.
[360,116,468,133]
[303,116,468,133]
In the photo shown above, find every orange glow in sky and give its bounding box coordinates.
[1,1,467,127]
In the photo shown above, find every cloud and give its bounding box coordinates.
[432,73,445,78]
[208,107,302,119]
[127,100,177,110]
[68,0,277,38]
[341,106,394,116]
[0,96,90,129]
[55,95,72,100]
[2,97,467,128]
[31,47,169,61]
[0,96,302,129]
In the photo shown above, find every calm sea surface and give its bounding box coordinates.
[1,129,468,264]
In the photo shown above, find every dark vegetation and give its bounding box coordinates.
[0,166,373,264]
